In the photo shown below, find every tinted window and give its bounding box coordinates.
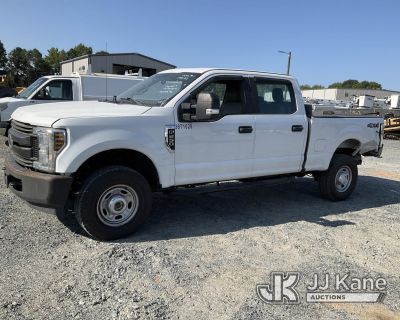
[34,80,73,101]
[255,80,296,114]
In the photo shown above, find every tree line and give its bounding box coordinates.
[301,79,383,91]
[0,40,103,87]
[1,39,385,91]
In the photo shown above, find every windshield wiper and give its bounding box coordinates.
[118,97,144,106]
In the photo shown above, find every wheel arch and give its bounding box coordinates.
[334,138,361,156]
[73,148,161,191]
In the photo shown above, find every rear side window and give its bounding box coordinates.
[255,80,296,114]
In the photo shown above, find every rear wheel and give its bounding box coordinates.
[318,154,358,201]
[75,166,152,240]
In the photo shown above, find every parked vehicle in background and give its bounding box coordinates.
[0,73,145,135]
[4,68,384,240]
[0,85,17,98]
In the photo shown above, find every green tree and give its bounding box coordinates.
[311,85,324,89]
[0,40,7,70]
[6,47,31,86]
[360,81,381,90]
[328,79,382,90]
[328,82,342,89]
[300,84,325,90]
[341,79,360,89]
[67,43,93,59]
[27,48,51,83]
[45,47,67,74]
[95,50,109,55]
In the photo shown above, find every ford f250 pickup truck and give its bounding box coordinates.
[3,68,384,240]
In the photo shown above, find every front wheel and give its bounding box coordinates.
[75,166,152,240]
[318,154,358,201]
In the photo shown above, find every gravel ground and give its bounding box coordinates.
[0,136,399,320]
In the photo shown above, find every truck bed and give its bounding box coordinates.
[310,105,400,118]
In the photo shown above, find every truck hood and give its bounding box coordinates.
[11,101,152,127]
[0,97,25,109]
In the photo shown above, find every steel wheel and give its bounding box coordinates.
[97,184,139,227]
[334,165,352,192]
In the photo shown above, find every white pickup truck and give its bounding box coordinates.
[4,68,384,240]
[0,73,144,136]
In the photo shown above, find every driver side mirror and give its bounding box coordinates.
[181,92,220,121]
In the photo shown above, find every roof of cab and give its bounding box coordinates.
[159,67,295,80]
[41,73,145,80]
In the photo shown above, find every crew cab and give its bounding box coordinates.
[4,68,384,240]
[0,73,144,135]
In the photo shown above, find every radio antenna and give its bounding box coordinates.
[105,42,108,100]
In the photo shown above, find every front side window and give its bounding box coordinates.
[34,80,73,101]
[256,80,296,114]
[197,79,244,116]
[118,72,200,107]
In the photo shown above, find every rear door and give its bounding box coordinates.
[252,78,308,175]
[174,75,256,185]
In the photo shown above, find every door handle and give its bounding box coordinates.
[292,125,304,132]
[238,126,253,134]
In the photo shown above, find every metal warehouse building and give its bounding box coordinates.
[302,88,400,101]
[60,53,175,76]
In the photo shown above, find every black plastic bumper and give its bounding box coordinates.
[4,155,73,209]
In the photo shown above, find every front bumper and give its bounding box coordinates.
[4,155,73,209]
[0,121,9,136]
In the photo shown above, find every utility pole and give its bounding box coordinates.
[278,50,292,75]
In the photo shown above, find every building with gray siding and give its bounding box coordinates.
[60,53,175,76]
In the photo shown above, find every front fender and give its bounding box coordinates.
[55,124,174,188]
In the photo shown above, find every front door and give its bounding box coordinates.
[174,76,255,186]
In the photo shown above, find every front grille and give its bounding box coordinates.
[32,137,39,159]
[12,120,34,134]
[10,120,38,168]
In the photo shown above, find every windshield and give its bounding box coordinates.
[17,77,48,99]
[117,72,200,106]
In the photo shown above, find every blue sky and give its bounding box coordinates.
[1,0,399,90]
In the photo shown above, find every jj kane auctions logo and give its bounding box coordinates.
[257,272,386,304]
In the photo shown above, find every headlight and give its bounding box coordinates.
[33,127,67,172]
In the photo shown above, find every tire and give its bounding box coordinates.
[318,154,358,201]
[75,166,152,240]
